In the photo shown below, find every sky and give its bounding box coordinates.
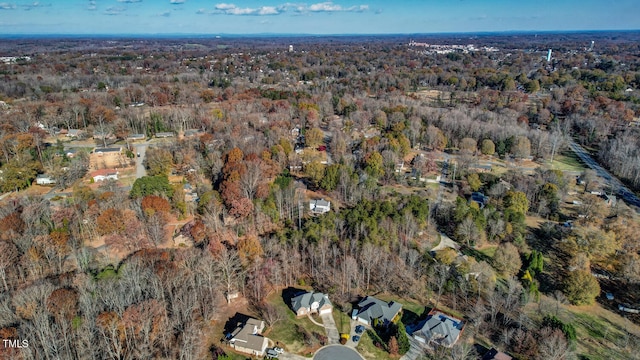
[0,0,638,35]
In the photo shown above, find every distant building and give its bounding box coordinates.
[184,129,203,138]
[413,309,465,348]
[309,199,330,214]
[91,169,118,182]
[93,147,122,155]
[66,129,84,138]
[35,174,56,185]
[92,131,114,141]
[155,132,174,138]
[228,318,269,357]
[127,133,146,141]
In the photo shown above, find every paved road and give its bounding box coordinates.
[313,345,365,360]
[132,143,148,179]
[569,140,640,209]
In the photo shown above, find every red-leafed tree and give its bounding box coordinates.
[141,195,171,216]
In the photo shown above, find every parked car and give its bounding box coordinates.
[352,335,361,342]
[273,346,284,354]
[355,325,365,334]
[266,349,279,358]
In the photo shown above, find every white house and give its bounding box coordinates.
[90,169,119,182]
[309,199,331,214]
[36,174,56,185]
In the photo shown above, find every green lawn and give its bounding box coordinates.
[334,310,352,334]
[550,152,586,172]
[478,245,498,259]
[356,330,395,360]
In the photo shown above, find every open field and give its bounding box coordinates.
[549,151,587,172]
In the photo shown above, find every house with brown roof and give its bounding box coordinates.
[91,169,119,182]
[228,318,269,357]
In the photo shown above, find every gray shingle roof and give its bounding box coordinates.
[291,292,332,313]
[355,296,402,325]
[418,310,464,347]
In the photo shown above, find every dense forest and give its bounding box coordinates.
[0,32,640,359]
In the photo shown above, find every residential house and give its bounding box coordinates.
[91,169,119,182]
[184,129,203,138]
[93,147,122,155]
[65,129,84,138]
[413,309,465,348]
[482,348,513,360]
[309,199,331,214]
[290,291,333,317]
[470,192,489,208]
[228,318,269,357]
[156,132,175,138]
[352,296,402,327]
[127,133,146,141]
[93,131,114,141]
[65,148,80,158]
[155,132,175,138]
[35,174,56,185]
[183,183,198,202]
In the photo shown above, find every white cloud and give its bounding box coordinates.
[104,6,126,15]
[309,2,342,12]
[117,0,141,3]
[160,11,171,17]
[170,0,185,3]
[210,2,368,16]
[308,2,368,12]
[213,3,282,16]
[0,3,16,10]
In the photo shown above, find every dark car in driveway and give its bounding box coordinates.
[355,325,365,334]
[352,335,360,342]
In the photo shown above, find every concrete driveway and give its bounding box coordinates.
[132,143,148,179]
[319,313,340,345]
[344,319,362,348]
[399,335,424,360]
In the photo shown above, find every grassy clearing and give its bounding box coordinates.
[477,245,498,259]
[356,330,395,360]
[334,310,352,334]
[550,152,586,172]
[526,299,640,360]
[566,310,636,360]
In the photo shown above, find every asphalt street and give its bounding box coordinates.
[569,140,640,209]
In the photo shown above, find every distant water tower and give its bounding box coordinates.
[289,44,294,52]
[546,49,552,62]
[589,40,595,51]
